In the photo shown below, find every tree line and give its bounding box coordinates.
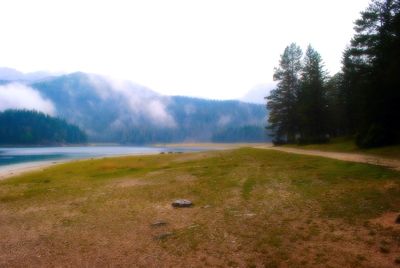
[0,110,87,145]
[267,0,400,148]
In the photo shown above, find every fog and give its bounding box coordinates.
[0,83,55,114]
[87,74,176,128]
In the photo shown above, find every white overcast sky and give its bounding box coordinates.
[0,0,370,100]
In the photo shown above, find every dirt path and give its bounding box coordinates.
[255,144,400,171]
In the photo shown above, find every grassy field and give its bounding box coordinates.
[283,138,400,159]
[1,148,400,267]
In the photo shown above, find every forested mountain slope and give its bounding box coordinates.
[0,110,87,145]
[26,72,268,143]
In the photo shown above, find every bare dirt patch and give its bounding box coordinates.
[370,212,400,230]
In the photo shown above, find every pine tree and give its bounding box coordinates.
[0,110,87,145]
[325,72,347,137]
[297,45,329,143]
[346,0,400,147]
[267,43,302,144]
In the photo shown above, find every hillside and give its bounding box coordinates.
[0,110,87,145]
[26,72,268,143]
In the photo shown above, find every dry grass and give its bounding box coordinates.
[0,148,400,267]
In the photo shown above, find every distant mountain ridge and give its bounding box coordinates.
[0,67,56,82]
[240,83,276,104]
[0,70,269,143]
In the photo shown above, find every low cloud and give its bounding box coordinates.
[146,100,176,127]
[88,74,176,128]
[0,83,55,115]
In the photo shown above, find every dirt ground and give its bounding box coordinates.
[256,145,400,171]
[1,147,400,267]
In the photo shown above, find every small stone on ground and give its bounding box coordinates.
[172,199,193,208]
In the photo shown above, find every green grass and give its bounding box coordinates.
[283,137,400,159]
[0,148,399,267]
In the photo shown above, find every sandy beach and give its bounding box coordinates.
[0,160,71,181]
[0,147,202,181]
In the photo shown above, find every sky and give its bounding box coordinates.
[0,0,371,101]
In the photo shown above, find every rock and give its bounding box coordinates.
[395,214,400,224]
[151,220,167,227]
[202,205,211,209]
[154,232,174,240]
[172,199,193,208]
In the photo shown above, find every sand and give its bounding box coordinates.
[0,160,70,181]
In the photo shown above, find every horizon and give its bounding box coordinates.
[0,66,268,103]
[0,0,370,101]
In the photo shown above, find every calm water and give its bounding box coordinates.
[0,146,204,167]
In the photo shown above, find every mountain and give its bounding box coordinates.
[241,83,277,104]
[1,71,269,143]
[0,67,55,82]
[167,96,268,142]
[31,72,177,141]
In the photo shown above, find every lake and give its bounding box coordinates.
[0,145,205,167]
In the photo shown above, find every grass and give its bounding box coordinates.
[283,137,400,159]
[1,148,400,267]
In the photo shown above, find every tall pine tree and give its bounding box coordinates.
[298,45,329,143]
[346,0,400,147]
[267,43,302,144]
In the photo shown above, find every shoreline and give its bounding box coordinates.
[1,142,399,182]
[0,151,164,181]
[155,142,270,148]
[0,143,259,181]
[0,144,234,181]
[0,160,71,181]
